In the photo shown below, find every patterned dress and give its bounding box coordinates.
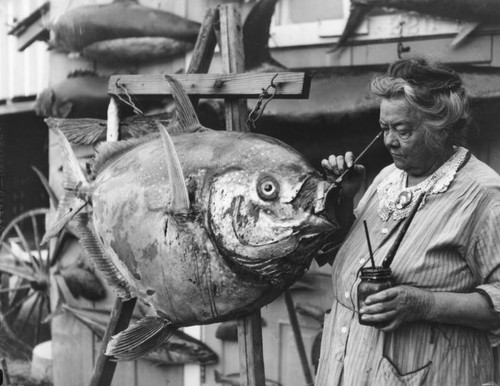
[316,148,500,386]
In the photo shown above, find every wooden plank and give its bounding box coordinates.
[218,4,248,132]
[88,297,137,386]
[237,311,266,386]
[217,4,266,385]
[108,72,309,99]
[187,8,219,75]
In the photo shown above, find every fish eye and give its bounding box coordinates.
[257,175,280,201]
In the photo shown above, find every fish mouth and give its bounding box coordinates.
[294,215,337,240]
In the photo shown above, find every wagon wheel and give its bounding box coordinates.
[0,207,66,347]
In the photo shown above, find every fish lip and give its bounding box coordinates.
[295,214,337,239]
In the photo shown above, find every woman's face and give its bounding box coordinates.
[380,98,444,178]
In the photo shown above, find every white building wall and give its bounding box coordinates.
[0,0,49,100]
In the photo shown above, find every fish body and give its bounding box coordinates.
[34,72,110,119]
[92,130,330,324]
[336,0,500,50]
[49,0,200,54]
[44,76,337,360]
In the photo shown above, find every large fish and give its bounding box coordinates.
[43,76,337,361]
[49,0,200,62]
[335,0,500,51]
[34,71,110,119]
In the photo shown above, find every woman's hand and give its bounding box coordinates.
[321,152,365,198]
[359,285,434,332]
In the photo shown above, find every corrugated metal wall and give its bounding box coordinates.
[0,0,49,100]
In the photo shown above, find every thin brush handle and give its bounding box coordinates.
[363,220,376,268]
[382,192,426,268]
[336,131,383,184]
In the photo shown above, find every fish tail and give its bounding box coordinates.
[41,126,90,245]
[330,4,372,52]
[106,316,176,361]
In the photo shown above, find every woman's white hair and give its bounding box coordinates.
[370,58,471,151]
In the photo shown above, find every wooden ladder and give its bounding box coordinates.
[88,4,310,386]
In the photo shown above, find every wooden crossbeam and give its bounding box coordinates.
[108,72,310,99]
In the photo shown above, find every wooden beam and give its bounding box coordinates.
[218,4,247,132]
[217,4,266,386]
[108,72,310,99]
[88,297,137,386]
[186,8,218,75]
[237,311,266,386]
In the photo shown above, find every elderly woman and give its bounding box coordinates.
[316,58,500,385]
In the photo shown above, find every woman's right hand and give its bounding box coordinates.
[321,152,365,198]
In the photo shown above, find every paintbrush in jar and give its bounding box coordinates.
[381,192,426,268]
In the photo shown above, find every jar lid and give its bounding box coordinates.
[360,266,392,280]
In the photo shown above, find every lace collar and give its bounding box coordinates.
[377,147,469,221]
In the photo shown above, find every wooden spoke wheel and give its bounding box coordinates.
[0,208,64,347]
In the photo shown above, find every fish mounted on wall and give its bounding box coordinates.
[48,0,201,63]
[34,71,111,119]
[35,0,280,122]
[334,0,500,51]
[42,75,338,361]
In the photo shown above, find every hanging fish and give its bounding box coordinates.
[42,75,338,361]
[48,0,200,63]
[334,0,500,51]
[34,71,110,119]
[243,0,286,72]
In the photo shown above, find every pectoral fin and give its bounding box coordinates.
[106,316,176,361]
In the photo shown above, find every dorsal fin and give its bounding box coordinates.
[164,75,202,134]
[156,120,190,213]
[92,134,158,175]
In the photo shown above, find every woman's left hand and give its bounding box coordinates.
[359,285,434,332]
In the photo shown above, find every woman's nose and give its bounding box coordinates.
[383,130,399,148]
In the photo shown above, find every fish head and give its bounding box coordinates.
[208,135,339,286]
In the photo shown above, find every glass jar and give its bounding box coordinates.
[357,266,393,327]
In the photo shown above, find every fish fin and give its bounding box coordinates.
[450,21,480,48]
[156,120,190,213]
[41,126,90,244]
[243,0,286,72]
[73,213,134,300]
[330,4,372,52]
[92,135,156,175]
[45,117,107,145]
[164,75,202,134]
[62,304,106,339]
[106,316,175,361]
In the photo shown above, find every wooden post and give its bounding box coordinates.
[219,4,266,386]
[88,297,137,386]
[218,4,248,132]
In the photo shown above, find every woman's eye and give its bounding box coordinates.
[257,176,280,200]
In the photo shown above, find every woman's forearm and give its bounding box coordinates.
[425,291,500,331]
